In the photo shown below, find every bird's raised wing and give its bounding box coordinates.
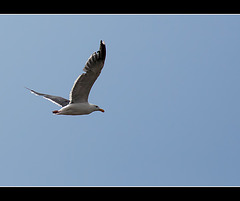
[69,40,106,103]
[25,87,70,107]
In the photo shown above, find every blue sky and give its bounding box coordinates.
[0,14,240,186]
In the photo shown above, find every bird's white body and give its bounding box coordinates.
[56,103,97,115]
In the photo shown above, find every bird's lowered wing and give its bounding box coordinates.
[25,87,70,107]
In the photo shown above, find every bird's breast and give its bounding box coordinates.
[59,103,92,115]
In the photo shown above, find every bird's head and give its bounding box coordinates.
[92,104,105,113]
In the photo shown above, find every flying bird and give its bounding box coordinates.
[26,40,106,115]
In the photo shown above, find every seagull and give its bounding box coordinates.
[26,40,106,115]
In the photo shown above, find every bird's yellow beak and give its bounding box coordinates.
[99,108,105,113]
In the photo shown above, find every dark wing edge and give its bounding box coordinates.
[25,87,70,107]
[69,40,106,103]
[83,40,106,72]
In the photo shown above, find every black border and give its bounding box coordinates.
[1,2,240,14]
[0,186,239,200]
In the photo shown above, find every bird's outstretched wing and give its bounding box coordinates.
[69,40,106,103]
[25,87,70,107]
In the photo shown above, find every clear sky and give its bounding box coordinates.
[0,14,240,186]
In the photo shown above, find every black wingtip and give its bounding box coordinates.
[25,86,32,92]
[99,40,106,60]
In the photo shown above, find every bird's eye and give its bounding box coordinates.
[95,106,98,108]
